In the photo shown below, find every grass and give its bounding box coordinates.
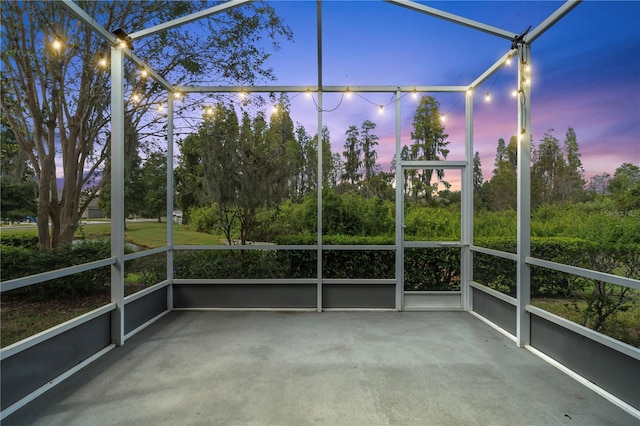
[1,220,226,248]
[1,292,109,348]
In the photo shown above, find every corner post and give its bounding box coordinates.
[166,95,174,310]
[462,89,474,311]
[394,90,403,311]
[110,45,125,346]
[516,43,532,347]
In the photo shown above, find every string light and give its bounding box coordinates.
[512,89,518,97]
[506,56,512,65]
[345,88,352,98]
[157,104,164,113]
[174,92,182,100]
[271,105,278,114]
[204,106,214,115]
[378,105,384,114]
[412,89,418,99]
[306,89,312,98]
[484,92,491,102]
[131,93,141,102]
[52,39,62,51]
[140,69,148,78]
[440,114,446,123]
[98,58,108,68]
[239,91,246,99]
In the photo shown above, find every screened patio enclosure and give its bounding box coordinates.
[1,0,639,421]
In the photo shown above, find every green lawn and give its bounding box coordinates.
[1,220,227,248]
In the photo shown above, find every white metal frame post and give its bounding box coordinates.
[462,89,474,311]
[110,45,125,346]
[394,90,403,311]
[316,91,323,312]
[316,0,323,312]
[516,43,532,347]
[166,96,175,310]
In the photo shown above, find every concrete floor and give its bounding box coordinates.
[5,311,638,426]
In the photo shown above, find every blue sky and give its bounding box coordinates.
[244,0,640,182]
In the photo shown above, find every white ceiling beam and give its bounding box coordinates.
[129,0,253,40]
[59,0,173,90]
[469,49,517,89]
[176,85,468,93]
[385,0,517,40]
[526,0,582,44]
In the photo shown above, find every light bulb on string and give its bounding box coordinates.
[239,91,246,100]
[306,89,312,98]
[98,57,108,68]
[174,92,182,100]
[412,89,418,99]
[345,88,352,98]
[440,114,446,123]
[506,57,512,65]
[204,106,214,116]
[484,92,491,102]
[378,105,384,114]
[51,39,62,52]
[271,105,278,114]
[512,89,518,98]
[131,93,141,103]
[157,104,164,113]
[140,69,148,78]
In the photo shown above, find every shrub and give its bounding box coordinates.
[1,240,112,300]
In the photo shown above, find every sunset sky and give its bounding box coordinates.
[248,0,640,183]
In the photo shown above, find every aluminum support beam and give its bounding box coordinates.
[385,0,517,40]
[526,1,582,44]
[110,46,125,346]
[470,50,516,90]
[316,91,323,313]
[395,90,403,311]
[462,89,474,311]
[316,0,323,312]
[176,85,468,94]
[129,0,252,40]
[516,43,532,348]
[59,0,172,90]
[166,96,175,311]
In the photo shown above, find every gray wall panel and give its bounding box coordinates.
[173,284,316,308]
[530,314,640,409]
[472,288,516,335]
[1,313,111,410]
[124,287,168,334]
[323,284,395,309]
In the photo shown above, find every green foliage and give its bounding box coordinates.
[174,249,314,279]
[126,252,167,287]
[1,240,112,299]
[0,234,39,249]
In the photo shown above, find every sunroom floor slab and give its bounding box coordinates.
[5,311,637,425]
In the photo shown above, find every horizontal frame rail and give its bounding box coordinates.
[471,245,518,261]
[1,257,116,293]
[124,280,171,304]
[173,244,316,251]
[176,85,469,93]
[172,278,317,285]
[124,246,168,261]
[470,281,517,305]
[526,257,640,290]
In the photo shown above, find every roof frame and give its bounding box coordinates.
[60,0,582,94]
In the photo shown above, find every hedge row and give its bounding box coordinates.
[3,235,636,298]
[1,240,112,299]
